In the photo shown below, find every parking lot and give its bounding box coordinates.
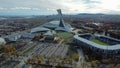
[25,42,69,58]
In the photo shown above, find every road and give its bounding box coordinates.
[76,47,85,68]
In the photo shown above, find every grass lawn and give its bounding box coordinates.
[90,39,110,46]
[56,32,73,43]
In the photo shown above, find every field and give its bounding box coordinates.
[56,32,74,43]
[90,39,110,46]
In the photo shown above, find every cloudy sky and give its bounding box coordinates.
[0,0,120,15]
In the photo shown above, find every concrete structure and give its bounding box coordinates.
[43,9,72,32]
[74,34,120,57]
[55,9,72,32]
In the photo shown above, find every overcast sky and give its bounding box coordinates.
[0,0,120,15]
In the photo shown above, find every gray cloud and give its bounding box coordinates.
[82,0,101,4]
[0,0,120,15]
[81,0,101,9]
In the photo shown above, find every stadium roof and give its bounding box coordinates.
[43,20,60,29]
[43,9,73,32]
[31,27,50,33]
[43,21,72,28]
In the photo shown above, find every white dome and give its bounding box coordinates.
[0,38,6,45]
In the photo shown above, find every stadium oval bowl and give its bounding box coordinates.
[73,34,120,56]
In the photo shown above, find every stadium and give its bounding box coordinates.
[74,34,120,57]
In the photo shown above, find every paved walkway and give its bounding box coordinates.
[76,48,85,68]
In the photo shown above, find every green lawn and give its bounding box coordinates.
[56,32,73,43]
[90,39,110,46]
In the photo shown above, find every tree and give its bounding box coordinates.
[3,45,16,55]
[91,60,97,68]
[38,59,42,64]
[38,56,44,64]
